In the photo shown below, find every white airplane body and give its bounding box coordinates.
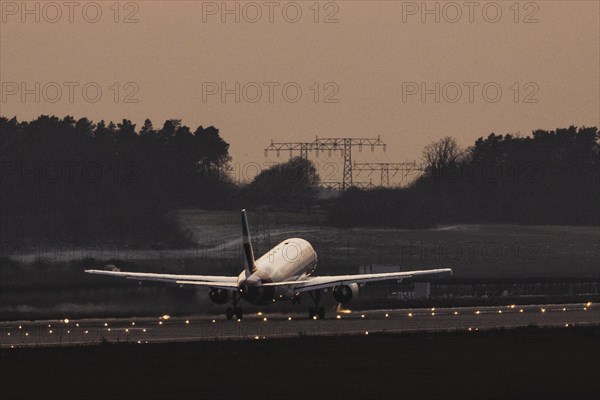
[86,210,451,319]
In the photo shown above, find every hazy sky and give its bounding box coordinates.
[1,0,598,183]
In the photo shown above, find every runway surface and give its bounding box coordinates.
[1,302,598,348]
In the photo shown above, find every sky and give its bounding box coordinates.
[1,0,599,184]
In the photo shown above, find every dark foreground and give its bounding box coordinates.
[1,326,599,400]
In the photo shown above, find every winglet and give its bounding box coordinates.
[241,209,257,274]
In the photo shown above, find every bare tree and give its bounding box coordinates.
[421,136,463,174]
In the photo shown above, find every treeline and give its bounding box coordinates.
[330,126,599,227]
[1,115,234,244]
[2,116,597,245]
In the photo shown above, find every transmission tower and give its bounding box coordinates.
[264,141,317,159]
[353,162,424,187]
[265,136,386,191]
[313,137,386,191]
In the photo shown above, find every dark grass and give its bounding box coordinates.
[1,326,599,400]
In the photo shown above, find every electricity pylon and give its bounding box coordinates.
[265,136,386,191]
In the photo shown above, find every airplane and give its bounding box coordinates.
[85,209,452,320]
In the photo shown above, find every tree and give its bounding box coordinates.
[421,136,463,176]
[1,115,236,243]
[243,157,320,211]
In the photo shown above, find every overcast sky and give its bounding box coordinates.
[1,1,598,183]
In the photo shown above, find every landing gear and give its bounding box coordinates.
[226,306,243,320]
[307,290,325,319]
[291,294,301,305]
[226,292,244,320]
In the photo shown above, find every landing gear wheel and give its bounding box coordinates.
[235,307,243,320]
[318,307,325,319]
[308,290,324,319]
[226,307,234,320]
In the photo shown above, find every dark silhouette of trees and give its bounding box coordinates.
[456,126,600,225]
[241,157,320,211]
[1,115,233,244]
[2,116,596,243]
[326,186,435,228]
[330,126,599,228]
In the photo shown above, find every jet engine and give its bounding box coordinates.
[332,283,359,304]
[208,288,230,304]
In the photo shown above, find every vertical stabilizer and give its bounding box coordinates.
[241,209,257,275]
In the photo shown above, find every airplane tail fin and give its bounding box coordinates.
[241,209,257,275]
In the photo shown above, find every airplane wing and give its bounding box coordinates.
[85,267,451,292]
[174,280,239,290]
[261,268,452,293]
[84,269,238,290]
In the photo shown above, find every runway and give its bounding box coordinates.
[1,302,598,348]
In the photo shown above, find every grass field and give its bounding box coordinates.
[1,210,598,319]
[5,209,598,278]
[174,209,600,278]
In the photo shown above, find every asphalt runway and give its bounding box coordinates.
[1,302,598,348]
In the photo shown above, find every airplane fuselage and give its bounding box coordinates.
[237,238,317,305]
